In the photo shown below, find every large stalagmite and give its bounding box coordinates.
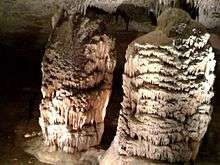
[101,8,216,164]
[39,10,116,153]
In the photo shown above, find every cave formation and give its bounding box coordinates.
[106,8,216,163]
[0,0,220,165]
[39,10,116,153]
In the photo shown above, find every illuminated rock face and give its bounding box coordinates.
[39,11,116,153]
[116,9,216,163]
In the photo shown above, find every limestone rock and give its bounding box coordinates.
[114,9,216,163]
[39,10,116,153]
[1,0,219,50]
[23,136,104,165]
[100,137,181,165]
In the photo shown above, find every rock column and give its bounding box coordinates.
[102,8,216,164]
[39,11,116,153]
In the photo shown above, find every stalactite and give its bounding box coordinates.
[39,10,116,152]
[57,0,219,28]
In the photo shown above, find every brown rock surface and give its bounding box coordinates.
[1,0,219,50]
[39,10,116,153]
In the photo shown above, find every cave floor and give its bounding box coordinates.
[0,74,218,164]
[0,32,220,165]
[1,73,220,165]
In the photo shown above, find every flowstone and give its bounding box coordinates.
[39,10,116,153]
[101,8,216,164]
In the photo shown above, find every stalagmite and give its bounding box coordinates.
[100,8,216,164]
[39,9,116,153]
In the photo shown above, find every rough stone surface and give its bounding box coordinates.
[112,9,216,163]
[39,10,116,153]
[0,0,153,49]
[100,137,183,165]
[0,0,219,50]
[24,136,104,165]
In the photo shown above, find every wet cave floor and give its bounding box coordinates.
[0,31,220,165]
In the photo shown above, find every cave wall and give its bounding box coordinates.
[0,0,60,49]
[198,6,220,29]
[0,0,219,50]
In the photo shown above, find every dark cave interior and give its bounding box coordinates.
[0,4,220,164]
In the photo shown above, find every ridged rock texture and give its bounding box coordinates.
[116,8,216,163]
[39,10,116,153]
